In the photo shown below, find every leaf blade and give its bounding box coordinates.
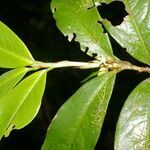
[102,0,150,65]
[42,72,116,150]
[0,21,34,68]
[51,0,115,62]
[115,78,150,150]
[0,68,29,98]
[0,70,46,139]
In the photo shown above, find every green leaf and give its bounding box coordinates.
[115,78,150,150]
[51,0,115,62]
[0,68,29,98]
[0,21,34,68]
[42,72,116,150]
[93,0,112,3]
[102,0,150,65]
[0,70,46,139]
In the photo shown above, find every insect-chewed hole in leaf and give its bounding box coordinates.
[92,53,98,58]
[67,33,77,42]
[85,47,89,54]
[84,47,98,59]
[72,33,76,41]
[97,1,128,26]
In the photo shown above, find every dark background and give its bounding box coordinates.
[0,0,149,150]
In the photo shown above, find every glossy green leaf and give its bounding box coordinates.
[51,0,115,62]
[0,68,29,98]
[93,0,112,3]
[0,21,34,68]
[102,0,150,65]
[42,72,116,150]
[0,70,47,139]
[115,78,150,150]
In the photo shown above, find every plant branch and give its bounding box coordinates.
[31,60,150,74]
[31,60,102,69]
[102,60,150,73]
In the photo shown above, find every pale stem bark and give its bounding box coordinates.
[31,60,150,73]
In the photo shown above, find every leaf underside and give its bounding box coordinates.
[115,78,150,150]
[42,72,116,150]
[0,21,34,68]
[102,0,150,65]
[0,70,46,139]
[51,0,116,63]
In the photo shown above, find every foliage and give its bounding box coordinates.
[0,22,34,68]
[115,78,150,149]
[0,0,149,149]
[43,72,115,150]
[103,0,150,65]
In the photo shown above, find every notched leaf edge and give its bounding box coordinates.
[67,32,106,62]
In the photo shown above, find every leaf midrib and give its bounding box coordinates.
[77,9,112,58]
[124,0,150,59]
[0,47,34,64]
[69,77,110,149]
[60,5,112,59]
